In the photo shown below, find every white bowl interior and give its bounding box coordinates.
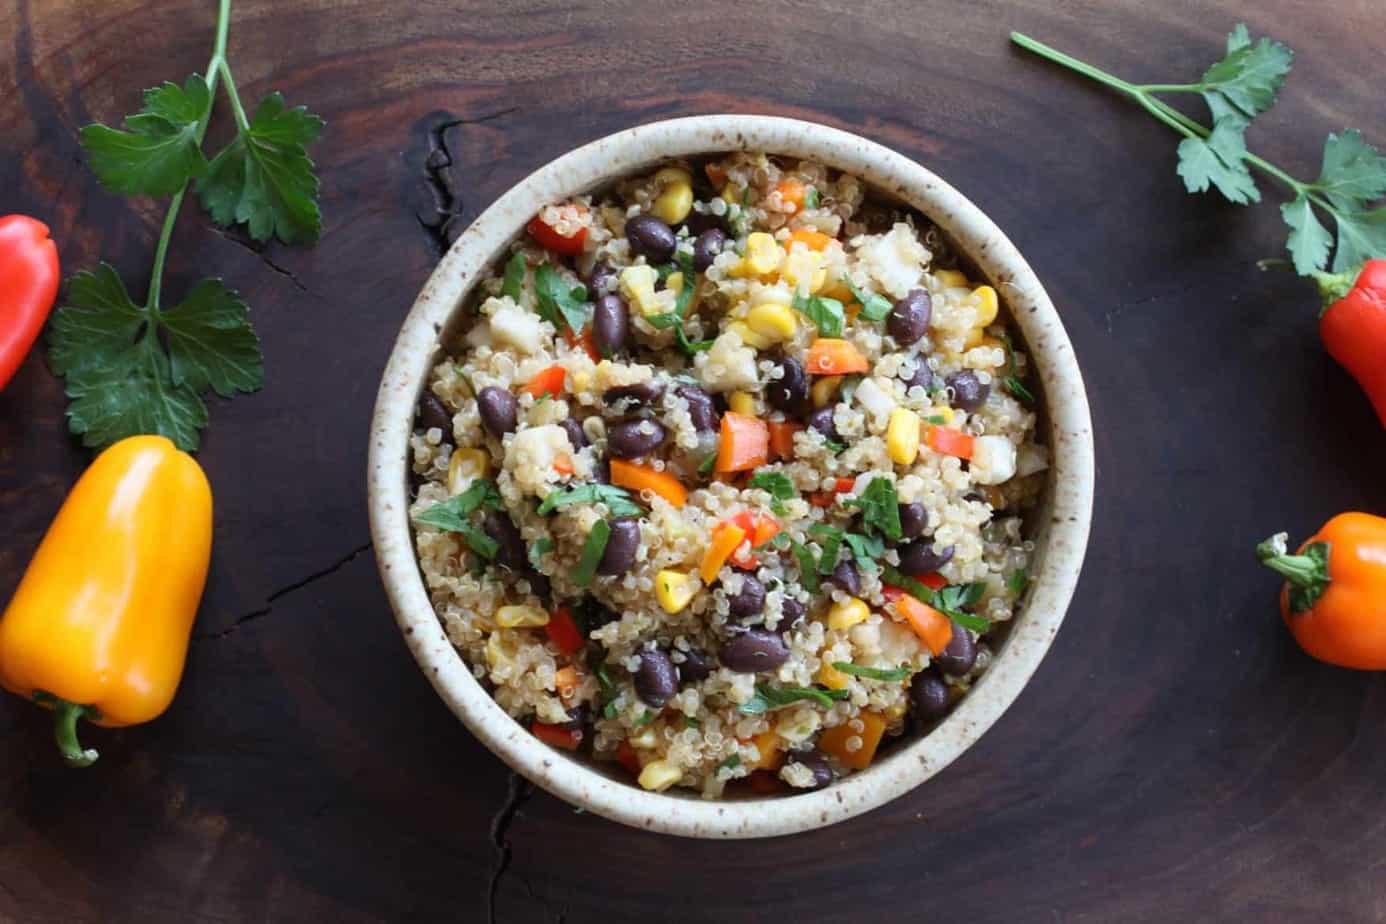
[368,115,1094,838]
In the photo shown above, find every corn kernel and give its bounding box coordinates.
[727,320,772,351]
[731,232,782,279]
[811,374,843,408]
[818,661,850,690]
[485,630,517,669]
[935,269,969,288]
[496,604,549,628]
[782,246,827,294]
[447,448,490,495]
[651,168,694,225]
[745,302,797,343]
[964,326,986,349]
[972,285,999,326]
[827,598,870,629]
[728,391,756,416]
[637,759,683,792]
[886,407,921,465]
[619,264,662,318]
[655,570,698,614]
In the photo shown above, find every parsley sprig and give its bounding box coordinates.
[50,0,322,450]
[537,483,644,518]
[415,479,505,559]
[1013,25,1386,275]
[738,685,850,714]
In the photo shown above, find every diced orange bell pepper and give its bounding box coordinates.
[785,228,832,251]
[925,426,975,460]
[817,712,887,770]
[553,665,580,704]
[715,412,769,473]
[524,364,567,398]
[775,179,806,210]
[701,523,747,583]
[744,729,783,771]
[544,606,585,655]
[553,454,574,476]
[887,589,954,655]
[609,458,688,508]
[767,420,803,461]
[532,720,582,751]
[805,339,868,375]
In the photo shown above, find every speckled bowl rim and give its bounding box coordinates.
[369,115,1093,839]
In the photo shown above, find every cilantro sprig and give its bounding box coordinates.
[792,292,846,337]
[52,0,323,450]
[537,483,644,518]
[415,479,505,560]
[534,263,589,334]
[842,275,893,323]
[748,471,797,515]
[738,685,850,714]
[1012,25,1386,275]
[832,662,912,682]
[843,477,902,541]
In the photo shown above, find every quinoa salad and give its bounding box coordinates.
[409,153,1047,797]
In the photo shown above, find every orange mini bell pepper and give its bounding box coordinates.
[1257,513,1386,670]
[0,436,212,766]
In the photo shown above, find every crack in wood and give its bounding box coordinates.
[414,107,518,258]
[192,541,373,642]
[207,225,312,293]
[487,770,533,924]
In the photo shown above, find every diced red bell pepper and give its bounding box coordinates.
[544,606,585,655]
[919,572,947,590]
[564,325,601,362]
[615,740,641,775]
[926,426,975,460]
[524,364,567,398]
[532,721,582,751]
[527,214,587,256]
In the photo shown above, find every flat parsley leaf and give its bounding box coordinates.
[748,471,796,515]
[1006,568,1029,596]
[804,186,820,209]
[809,523,845,575]
[842,275,893,323]
[533,263,589,334]
[80,75,211,196]
[832,662,912,682]
[842,531,885,572]
[1313,130,1386,212]
[843,477,902,541]
[537,483,643,518]
[792,292,845,337]
[415,479,504,531]
[197,92,325,244]
[1177,118,1259,204]
[573,520,611,588]
[1198,24,1292,124]
[1330,207,1386,274]
[738,685,849,714]
[1281,195,1333,275]
[501,251,527,302]
[48,264,264,451]
[787,538,820,593]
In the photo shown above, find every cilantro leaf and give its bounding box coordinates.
[1331,207,1386,274]
[534,263,589,333]
[698,451,718,476]
[832,662,912,682]
[160,279,263,396]
[530,537,555,567]
[415,479,504,531]
[1006,569,1029,596]
[537,483,643,517]
[1312,130,1386,212]
[842,531,885,572]
[80,75,211,196]
[738,685,849,714]
[1281,195,1333,275]
[748,471,796,515]
[1177,119,1259,204]
[1198,25,1292,123]
[573,520,611,588]
[809,523,845,575]
[843,477,902,541]
[842,275,893,322]
[197,92,325,244]
[501,251,527,301]
[787,539,820,593]
[792,292,845,337]
[804,186,820,209]
[715,755,742,772]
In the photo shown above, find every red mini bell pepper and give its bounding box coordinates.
[0,215,60,391]
[1316,260,1386,427]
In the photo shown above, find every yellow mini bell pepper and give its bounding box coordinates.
[0,435,212,766]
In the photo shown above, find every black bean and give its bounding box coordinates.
[886,288,932,345]
[606,419,667,458]
[806,406,839,442]
[625,214,676,262]
[526,567,551,600]
[477,386,518,438]
[946,370,990,412]
[766,357,808,415]
[828,560,860,597]
[897,503,929,540]
[787,751,834,790]
[484,511,526,572]
[681,211,725,237]
[677,385,719,433]
[935,629,977,677]
[634,649,679,707]
[597,518,640,576]
[592,294,630,358]
[726,576,766,620]
[593,458,611,484]
[897,539,954,575]
[603,380,664,408]
[417,392,453,435]
[692,228,728,272]
[559,417,588,451]
[910,670,951,721]
[905,360,939,394]
[558,703,591,731]
[779,598,807,628]
[677,648,715,683]
[718,629,790,673]
[588,261,618,296]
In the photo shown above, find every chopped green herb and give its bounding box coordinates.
[648,251,708,355]
[698,451,718,476]
[682,715,701,729]
[738,684,850,714]
[823,439,846,453]
[999,333,1035,403]
[924,415,947,425]
[538,483,643,517]
[844,477,902,541]
[655,262,676,283]
[534,263,589,334]
[788,539,820,593]
[792,292,845,337]
[936,582,987,613]
[603,701,618,720]
[715,754,742,772]
[832,662,913,682]
[838,374,863,404]
[572,520,611,588]
[809,523,844,575]
[415,479,504,531]
[843,275,893,322]
[634,710,656,727]
[501,251,526,302]
[804,186,820,209]
[748,471,796,515]
[1006,568,1029,596]
[529,537,555,568]
[842,531,885,572]
[882,566,990,633]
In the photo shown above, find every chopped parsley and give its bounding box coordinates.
[924,414,947,425]
[792,292,845,337]
[682,715,701,729]
[832,662,913,682]
[843,477,902,541]
[529,537,555,568]
[843,275,893,323]
[415,479,505,559]
[999,333,1035,403]
[748,471,796,515]
[882,566,990,633]
[537,483,643,518]
[634,710,657,727]
[1006,568,1029,596]
[809,523,845,575]
[715,754,742,772]
[501,251,526,301]
[534,263,589,334]
[698,451,718,476]
[648,251,712,355]
[823,439,846,454]
[804,186,820,209]
[739,685,850,714]
[787,538,820,593]
[572,520,611,588]
[842,531,885,572]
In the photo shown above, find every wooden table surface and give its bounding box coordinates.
[4,0,1386,920]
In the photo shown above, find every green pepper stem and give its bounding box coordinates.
[32,692,100,768]
[1256,535,1333,614]
[1258,550,1322,587]
[1311,269,1357,311]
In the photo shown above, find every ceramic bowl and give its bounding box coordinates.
[368,114,1094,838]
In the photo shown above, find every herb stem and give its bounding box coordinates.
[218,59,252,131]
[1136,83,1202,94]
[145,0,234,311]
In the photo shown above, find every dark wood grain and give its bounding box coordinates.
[3,0,1386,920]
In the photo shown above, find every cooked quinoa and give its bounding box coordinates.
[409,153,1047,797]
